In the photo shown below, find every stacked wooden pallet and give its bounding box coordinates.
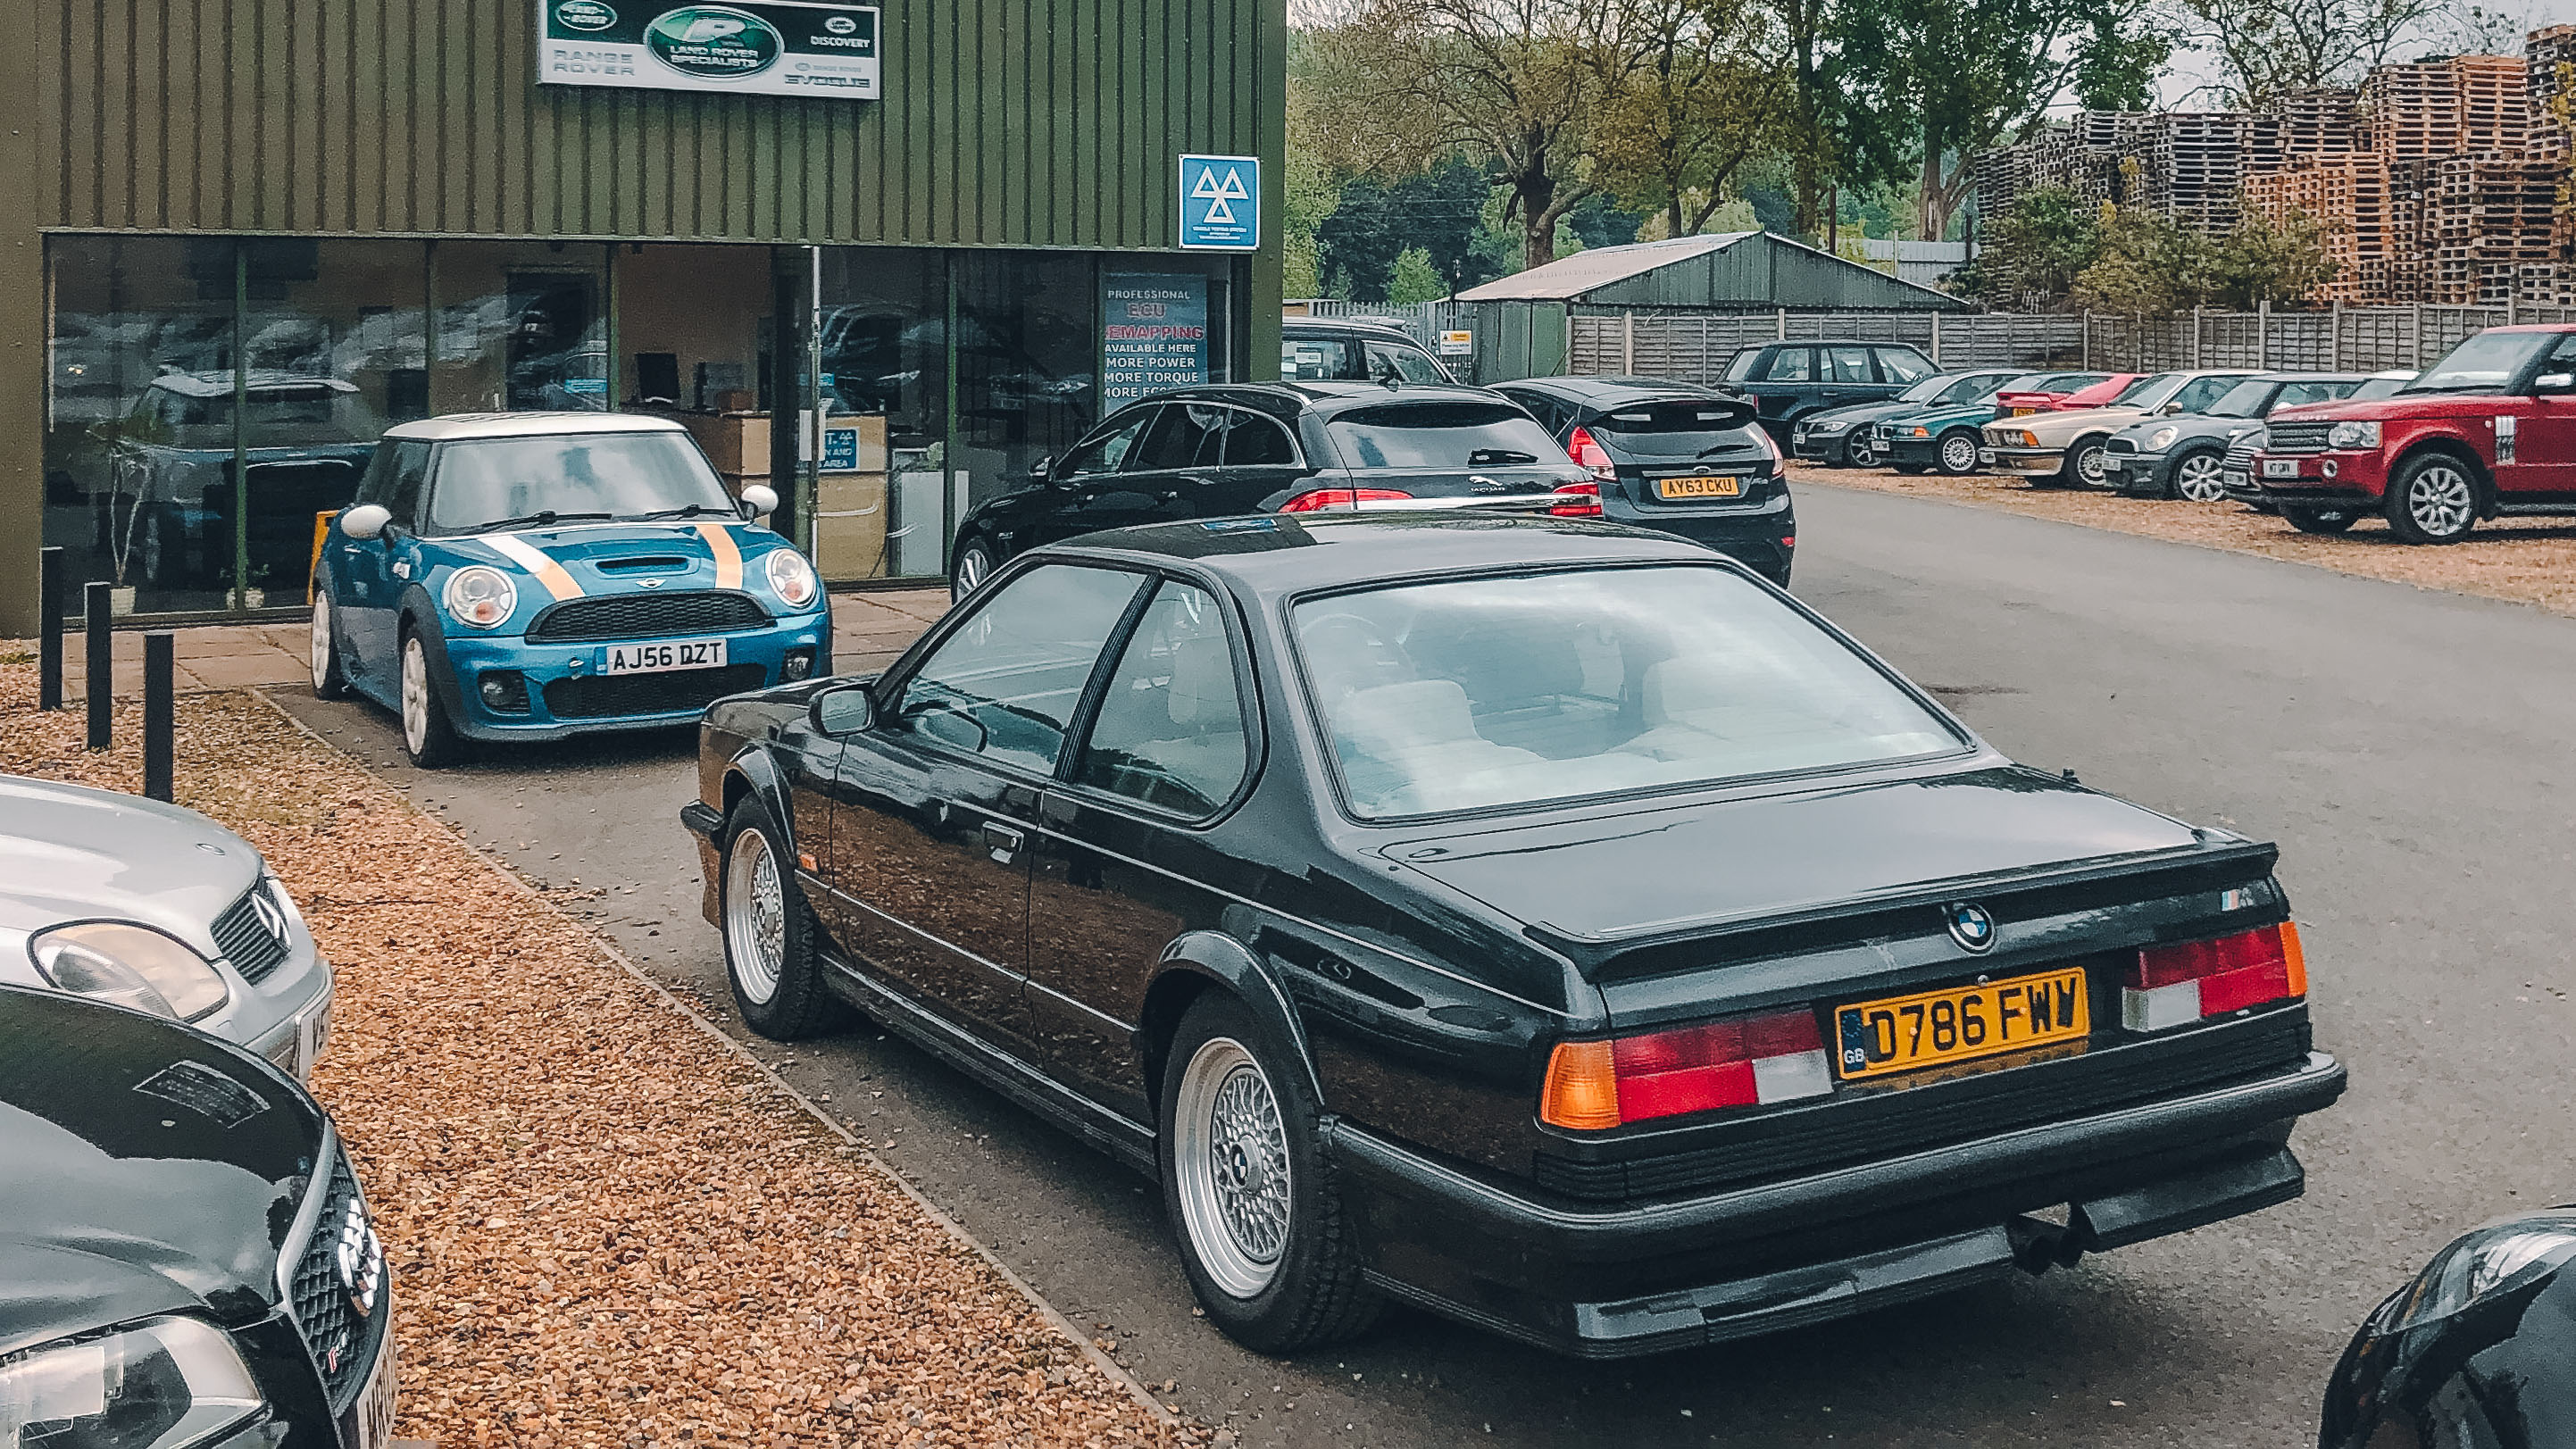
[2143,112,2257,235]
[2425,153,2563,304]
[2244,158,2391,302]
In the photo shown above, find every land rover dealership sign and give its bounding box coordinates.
[540,1,881,98]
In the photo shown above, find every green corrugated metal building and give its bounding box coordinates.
[4,0,1287,631]
[1455,232,1966,381]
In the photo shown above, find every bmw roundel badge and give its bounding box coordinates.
[1945,901,1997,954]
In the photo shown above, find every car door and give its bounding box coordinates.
[1015,405,1163,552]
[1755,346,1814,426]
[1028,575,1255,1119]
[1821,346,1880,407]
[812,562,1150,1053]
[1197,405,1316,515]
[2513,333,2576,497]
[1112,401,1230,521]
[334,438,430,687]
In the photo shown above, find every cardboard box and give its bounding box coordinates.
[814,413,888,474]
[682,412,772,476]
[813,471,889,582]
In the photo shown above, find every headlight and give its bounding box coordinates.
[2147,427,2179,450]
[2328,421,2381,450]
[442,566,517,629]
[0,1316,263,1449]
[2381,1214,2576,1333]
[1809,419,1847,433]
[764,547,819,609]
[29,921,229,1021]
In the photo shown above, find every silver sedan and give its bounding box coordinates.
[0,773,333,1079]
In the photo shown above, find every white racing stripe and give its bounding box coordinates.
[480,534,584,601]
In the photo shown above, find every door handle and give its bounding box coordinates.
[981,820,1024,862]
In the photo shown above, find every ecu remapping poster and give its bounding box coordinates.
[1102,276,1211,406]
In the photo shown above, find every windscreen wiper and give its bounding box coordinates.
[628,504,727,520]
[1466,449,1538,465]
[469,510,613,533]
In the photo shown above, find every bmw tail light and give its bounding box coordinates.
[1547,482,1604,518]
[1279,487,1412,512]
[2124,922,2305,1032]
[1539,1009,1830,1129]
[1565,426,1617,481]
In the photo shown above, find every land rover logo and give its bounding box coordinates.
[645,5,782,79]
[335,1197,384,1319]
[823,13,857,33]
[554,0,618,30]
[1945,901,1997,954]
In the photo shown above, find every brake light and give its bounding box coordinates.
[1279,487,1411,512]
[2123,922,2305,1032]
[1748,425,1782,462]
[1565,426,1617,481]
[1547,482,1604,518]
[1538,1009,1830,1129]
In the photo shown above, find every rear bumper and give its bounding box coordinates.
[1604,495,1795,583]
[1325,1048,2345,1357]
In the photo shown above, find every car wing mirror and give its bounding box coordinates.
[339,504,391,541]
[738,483,779,520]
[2536,372,2576,395]
[1028,454,1054,485]
[808,682,876,736]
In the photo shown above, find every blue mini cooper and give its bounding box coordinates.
[309,412,831,767]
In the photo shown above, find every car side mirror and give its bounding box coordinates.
[1028,454,1054,485]
[738,483,779,520]
[2161,401,2186,414]
[339,504,391,541]
[808,682,875,736]
[2536,372,2576,395]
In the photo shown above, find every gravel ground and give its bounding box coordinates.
[1792,462,2576,616]
[0,663,1201,1449]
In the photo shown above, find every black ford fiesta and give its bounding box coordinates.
[2322,1208,2576,1448]
[683,512,2347,1358]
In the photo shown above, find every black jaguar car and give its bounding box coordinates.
[2322,1208,2576,1448]
[684,513,2346,1359]
[0,983,395,1447]
[943,382,1591,599]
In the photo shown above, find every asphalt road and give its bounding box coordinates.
[276,485,2576,1448]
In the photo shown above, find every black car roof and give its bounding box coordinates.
[1125,381,1507,421]
[1741,338,1933,351]
[1050,512,1716,597]
[1496,376,1738,404]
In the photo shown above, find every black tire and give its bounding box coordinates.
[718,795,853,1040]
[2063,436,2111,489]
[1840,433,1874,468]
[1935,429,1982,476]
[309,588,350,700]
[1159,992,1379,1354]
[2284,507,2360,535]
[2170,446,2229,503]
[2383,451,2480,545]
[950,538,998,603]
[396,629,467,769]
[1893,462,1927,474]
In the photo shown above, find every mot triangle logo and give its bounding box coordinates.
[1191,163,1250,224]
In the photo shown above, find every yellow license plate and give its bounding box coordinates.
[1832,969,2089,1080]
[1656,475,1742,499]
[2010,406,2038,417]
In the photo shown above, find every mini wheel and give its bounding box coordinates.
[397,631,466,769]
[2172,448,2228,503]
[310,591,350,700]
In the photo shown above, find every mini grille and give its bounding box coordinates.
[543,662,767,720]
[2264,421,2333,455]
[525,590,770,643]
[2106,437,2138,454]
[288,1150,387,1411]
[2224,437,2260,467]
[210,881,291,984]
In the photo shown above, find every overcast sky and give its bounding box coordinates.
[2151,0,2576,109]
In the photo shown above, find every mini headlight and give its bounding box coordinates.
[2328,421,2381,451]
[0,1316,263,1449]
[2147,427,2180,450]
[2382,1215,2576,1334]
[442,566,517,629]
[764,547,820,609]
[29,921,229,1021]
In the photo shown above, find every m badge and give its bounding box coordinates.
[1179,154,1261,251]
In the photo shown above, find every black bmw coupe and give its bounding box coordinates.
[681,513,2347,1358]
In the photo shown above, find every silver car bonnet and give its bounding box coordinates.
[0,775,262,950]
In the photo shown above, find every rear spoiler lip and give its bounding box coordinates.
[1524,836,2282,966]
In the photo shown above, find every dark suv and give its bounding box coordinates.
[0,982,396,1447]
[1494,376,1796,583]
[1717,340,1941,442]
[947,382,1590,596]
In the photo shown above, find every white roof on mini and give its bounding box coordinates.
[383,412,689,442]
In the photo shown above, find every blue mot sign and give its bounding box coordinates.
[1178,154,1262,251]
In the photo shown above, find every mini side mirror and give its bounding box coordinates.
[808,682,875,736]
[738,483,780,520]
[2161,401,2186,414]
[2536,372,2576,395]
[339,504,391,541]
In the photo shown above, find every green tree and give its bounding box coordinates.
[2205,208,2339,307]
[1952,186,2100,303]
[2072,206,2205,313]
[1387,247,1449,304]
[1313,158,1509,302]
[1591,0,1790,237]
[2169,0,2445,105]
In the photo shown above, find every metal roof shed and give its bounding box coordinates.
[1453,232,1967,380]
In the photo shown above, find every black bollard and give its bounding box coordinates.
[38,546,64,710]
[84,582,113,750]
[144,632,174,802]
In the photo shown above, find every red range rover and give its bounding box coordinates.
[2247,324,2576,542]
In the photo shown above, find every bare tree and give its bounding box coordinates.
[2166,0,2450,105]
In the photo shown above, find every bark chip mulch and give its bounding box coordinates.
[0,663,1201,1449]
[1796,462,2576,617]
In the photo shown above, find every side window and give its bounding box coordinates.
[1133,403,1230,471]
[2170,375,2242,413]
[1875,348,1936,385]
[1222,412,1298,466]
[1059,408,1158,479]
[891,565,1147,775]
[1077,580,1250,816]
[1765,347,1814,383]
[1366,341,1446,385]
[386,442,432,528]
[1827,347,1876,383]
[1722,349,1765,382]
